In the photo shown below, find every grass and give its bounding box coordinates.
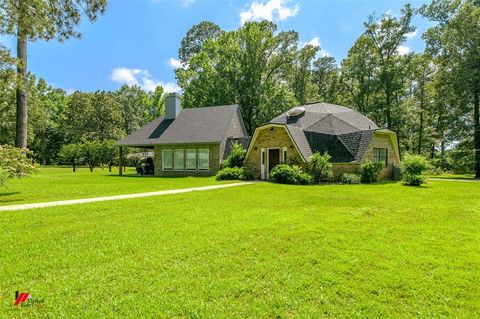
[0,174,479,318]
[0,166,232,206]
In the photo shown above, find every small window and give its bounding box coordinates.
[186,149,197,171]
[373,148,388,166]
[162,149,173,171]
[174,149,185,171]
[283,148,287,163]
[198,149,209,171]
[261,150,265,165]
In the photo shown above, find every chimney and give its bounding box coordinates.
[165,93,182,120]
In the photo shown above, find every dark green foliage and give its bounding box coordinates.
[222,142,247,168]
[341,173,362,184]
[401,154,430,186]
[307,152,333,184]
[360,160,383,183]
[215,167,254,181]
[59,143,82,172]
[269,164,312,185]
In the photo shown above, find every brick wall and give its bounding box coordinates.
[361,132,400,180]
[154,143,220,176]
[245,126,304,179]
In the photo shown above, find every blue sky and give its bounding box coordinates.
[0,0,431,93]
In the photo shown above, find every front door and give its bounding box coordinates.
[268,149,280,176]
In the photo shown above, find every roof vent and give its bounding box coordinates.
[287,106,306,118]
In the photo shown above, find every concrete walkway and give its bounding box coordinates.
[0,182,255,212]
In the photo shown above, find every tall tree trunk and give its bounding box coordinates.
[385,84,392,129]
[474,90,480,178]
[418,86,424,154]
[15,35,28,148]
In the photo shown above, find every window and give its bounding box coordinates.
[162,149,173,171]
[283,147,287,163]
[373,148,388,166]
[186,149,197,171]
[198,149,209,170]
[174,149,185,171]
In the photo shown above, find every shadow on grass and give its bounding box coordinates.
[0,191,20,197]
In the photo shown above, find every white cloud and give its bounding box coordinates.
[240,0,299,25]
[405,30,417,38]
[168,57,183,69]
[301,36,331,57]
[110,67,180,93]
[304,36,320,47]
[182,0,194,6]
[397,45,411,56]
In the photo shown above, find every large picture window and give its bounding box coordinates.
[373,148,388,166]
[198,149,209,171]
[162,149,173,171]
[174,149,185,171]
[186,149,197,171]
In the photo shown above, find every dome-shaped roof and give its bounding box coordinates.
[270,102,378,135]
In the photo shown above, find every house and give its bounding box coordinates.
[244,103,400,180]
[117,93,248,176]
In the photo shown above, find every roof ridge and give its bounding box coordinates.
[305,113,358,133]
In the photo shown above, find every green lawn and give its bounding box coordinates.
[0,174,479,318]
[0,166,232,206]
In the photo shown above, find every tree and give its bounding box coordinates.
[0,45,16,145]
[176,21,299,134]
[99,140,117,172]
[339,35,377,116]
[422,0,480,177]
[363,5,416,129]
[59,143,82,172]
[116,85,149,134]
[178,21,223,64]
[146,86,165,122]
[0,144,35,186]
[80,140,102,172]
[0,0,107,148]
[313,56,339,104]
[63,91,124,142]
[290,44,318,105]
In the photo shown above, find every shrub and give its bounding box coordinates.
[215,167,254,181]
[341,173,361,184]
[360,160,383,183]
[223,141,246,168]
[307,152,333,184]
[402,154,430,186]
[269,164,312,185]
[0,145,35,187]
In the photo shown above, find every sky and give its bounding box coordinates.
[0,0,432,94]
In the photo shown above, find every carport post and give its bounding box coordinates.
[119,146,123,176]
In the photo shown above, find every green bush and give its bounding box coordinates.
[215,167,254,181]
[341,173,362,184]
[0,145,35,187]
[269,164,312,185]
[402,154,430,186]
[307,152,333,184]
[222,141,246,168]
[360,160,383,183]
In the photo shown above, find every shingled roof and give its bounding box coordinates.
[270,103,379,163]
[118,105,243,146]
